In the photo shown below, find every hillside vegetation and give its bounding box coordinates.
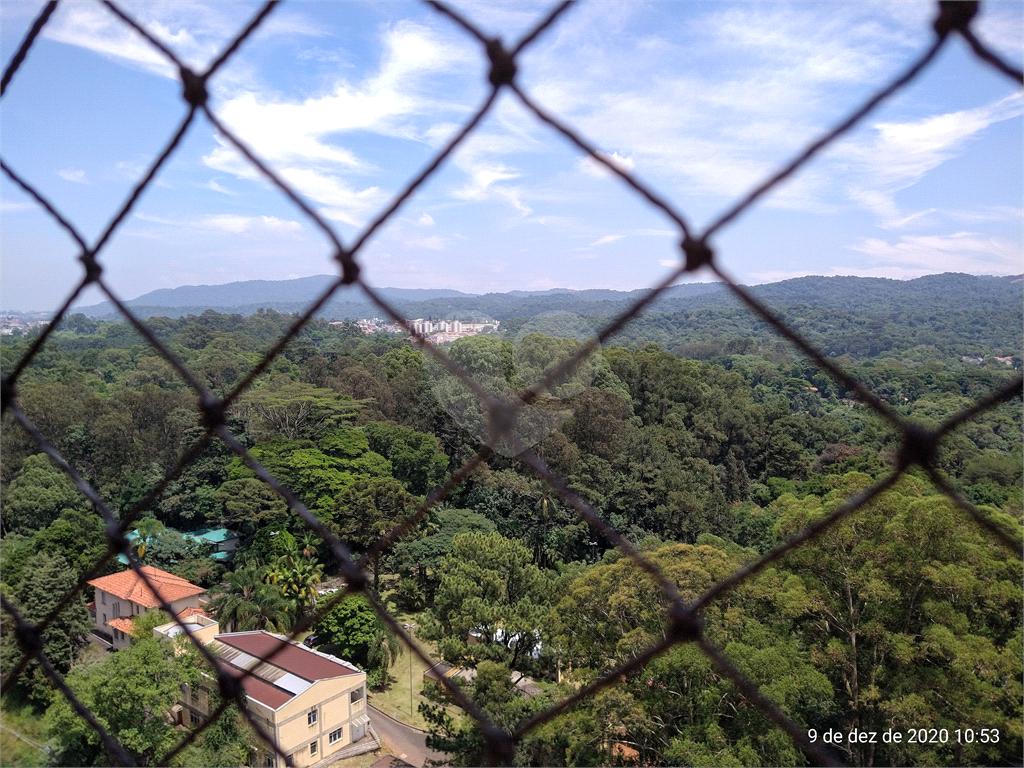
[1,281,1020,766]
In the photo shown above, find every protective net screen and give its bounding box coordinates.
[1,1,1021,766]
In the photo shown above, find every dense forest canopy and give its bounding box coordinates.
[70,272,1023,361]
[1,274,1020,767]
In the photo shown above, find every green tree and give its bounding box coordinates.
[32,508,113,582]
[208,565,292,633]
[424,532,551,670]
[1,454,83,534]
[133,517,166,560]
[775,473,1023,766]
[235,377,359,441]
[312,594,402,687]
[212,477,289,534]
[45,630,198,766]
[244,525,296,567]
[362,422,449,494]
[0,553,91,705]
[226,440,355,518]
[391,508,496,602]
[333,476,416,590]
[550,541,834,766]
[421,659,525,766]
[264,555,324,621]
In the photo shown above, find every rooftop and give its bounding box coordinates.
[216,632,360,681]
[88,566,205,608]
[106,617,136,634]
[206,631,362,711]
[190,527,238,543]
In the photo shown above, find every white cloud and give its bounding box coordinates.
[201,215,302,235]
[577,151,636,179]
[852,94,1022,186]
[43,2,213,78]
[58,168,87,183]
[846,231,1022,278]
[509,1,929,213]
[133,212,176,226]
[0,201,35,212]
[947,206,1024,223]
[417,212,435,226]
[202,20,473,226]
[206,180,235,195]
[279,167,388,227]
[406,235,445,251]
[114,158,150,180]
[452,162,520,201]
[589,234,625,247]
[41,1,326,79]
[841,93,1024,227]
[131,211,302,236]
[973,2,1024,65]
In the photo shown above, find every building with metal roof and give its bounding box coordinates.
[154,622,370,768]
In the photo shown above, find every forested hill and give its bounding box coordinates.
[75,272,1022,361]
[4,272,1022,767]
[77,272,1020,321]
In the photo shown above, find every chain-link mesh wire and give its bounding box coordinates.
[1,1,1022,766]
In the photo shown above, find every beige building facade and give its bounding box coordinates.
[155,623,368,768]
[88,566,205,650]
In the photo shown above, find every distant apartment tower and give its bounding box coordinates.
[410,318,496,335]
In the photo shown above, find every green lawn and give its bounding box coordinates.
[0,697,48,768]
[368,595,462,731]
[369,634,435,730]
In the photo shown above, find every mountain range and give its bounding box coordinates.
[76,272,1022,324]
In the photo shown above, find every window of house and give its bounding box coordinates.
[190,712,200,726]
[100,592,106,605]
[102,613,107,624]
[113,603,120,618]
[310,741,318,756]
[329,729,342,745]
[308,709,317,726]
[264,754,275,768]
[350,687,364,704]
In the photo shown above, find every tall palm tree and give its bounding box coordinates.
[299,531,321,561]
[210,566,294,633]
[264,555,324,621]
[208,566,262,632]
[134,517,166,560]
[367,622,404,680]
[241,584,294,633]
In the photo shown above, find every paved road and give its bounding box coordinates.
[368,706,446,767]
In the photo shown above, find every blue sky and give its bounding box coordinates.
[1,0,1021,311]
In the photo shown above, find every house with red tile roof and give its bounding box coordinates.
[153,622,371,768]
[87,565,206,650]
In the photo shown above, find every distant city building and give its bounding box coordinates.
[409,318,499,342]
[335,316,500,343]
[0,316,49,336]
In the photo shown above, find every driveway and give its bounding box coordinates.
[367,706,446,767]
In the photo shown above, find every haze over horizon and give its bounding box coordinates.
[2,1,1022,313]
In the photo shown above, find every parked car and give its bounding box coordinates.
[303,634,320,649]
